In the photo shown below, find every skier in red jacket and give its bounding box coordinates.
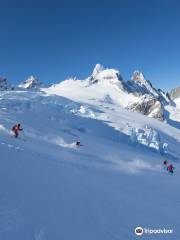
[167,164,174,174]
[12,123,23,138]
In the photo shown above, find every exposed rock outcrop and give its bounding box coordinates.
[0,77,13,91]
[169,87,180,100]
[127,95,164,121]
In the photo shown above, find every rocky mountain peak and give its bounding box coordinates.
[19,75,41,89]
[128,70,160,99]
[90,64,123,83]
[131,70,146,82]
[92,64,105,78]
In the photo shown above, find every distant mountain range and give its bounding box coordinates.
[0,64,179,123]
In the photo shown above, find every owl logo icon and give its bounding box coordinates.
[135,227,144,236]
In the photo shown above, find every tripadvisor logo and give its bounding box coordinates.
[135,227,144,236]
[134,226,174,236]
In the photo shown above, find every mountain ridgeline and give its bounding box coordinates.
[0,64,180,122]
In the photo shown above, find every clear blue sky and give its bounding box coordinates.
[0,0,179,91]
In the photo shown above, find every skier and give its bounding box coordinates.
[167,164,174,174]
[12,123,23,138]
[163,160,168,171]
[163,160,168,166]
[76,141,81,146]
[163,160,168,168]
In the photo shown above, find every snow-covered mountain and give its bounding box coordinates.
[19,75,42,89]
[44,64,178,123]
[89,63,124,87]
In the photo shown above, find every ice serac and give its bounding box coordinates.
[89,64,125,90]
[19,75,42,89]
[169,87,180,100]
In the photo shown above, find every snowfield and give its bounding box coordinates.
[0,88,180,240]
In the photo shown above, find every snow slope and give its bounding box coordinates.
[0,89,180,240]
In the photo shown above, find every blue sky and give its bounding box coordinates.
[0,0,179,91]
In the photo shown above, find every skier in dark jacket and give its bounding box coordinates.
[12,123,23,138]
[76,141,81,146]
[163,160,168,170]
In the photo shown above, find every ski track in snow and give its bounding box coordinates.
[1,142,24,151]
[0,141,24,151]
